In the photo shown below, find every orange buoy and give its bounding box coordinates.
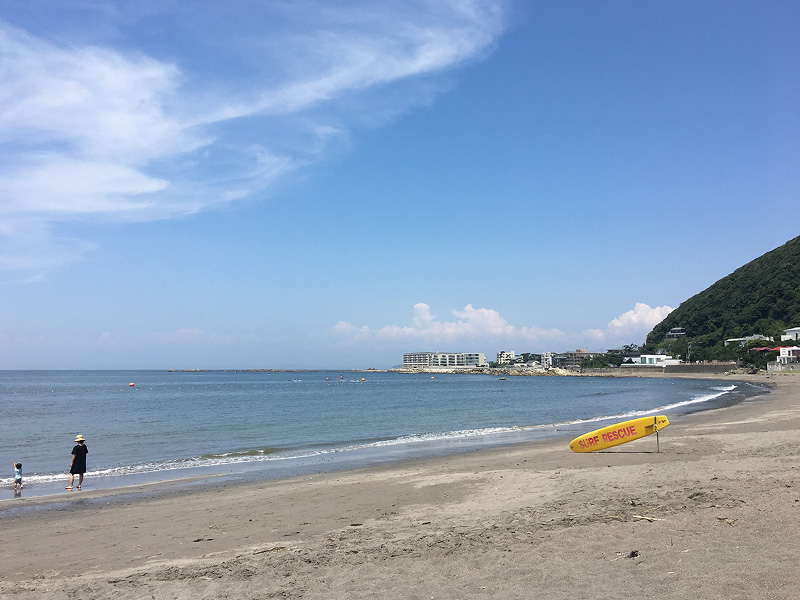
[129,383,135,387]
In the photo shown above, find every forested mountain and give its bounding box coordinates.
[646,236,800,361]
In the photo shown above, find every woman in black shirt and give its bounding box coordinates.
[67,434,88,490]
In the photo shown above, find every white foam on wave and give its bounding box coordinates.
[4,383,742,487]
[550,383,739,428]
[330,426,524,452]
[3,426,526,486]
[712,385,737,392]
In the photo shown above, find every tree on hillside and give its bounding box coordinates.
[581,353,623,369]
[646,236,800,358]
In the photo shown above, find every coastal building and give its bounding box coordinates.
[540,352,555,369]
[749,347,773,355]
[724,334,771,347]
[552,349,603,369]
[607,348,642,362]
[496,350,516,364]
[664,327,687,341]
[777,346,800,365]
[402,352,435,368]
[518,355,541,367]
[402,352,488,369]
[781,327,800,342]
[622,354,681,367]
[767,345,800,372]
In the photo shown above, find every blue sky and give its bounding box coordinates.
[1,0,798,369]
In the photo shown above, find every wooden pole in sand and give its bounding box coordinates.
[655,416,660,453]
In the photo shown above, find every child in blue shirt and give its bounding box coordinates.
[13,462,22,493]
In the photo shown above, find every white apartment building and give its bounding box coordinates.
[626,354,681,366]
[540,352,555,369]
[781,327,800,342]
[724,334,771,347]
[402,352,488,368]
[664,327,686,340]
[778,346,800,364]
[496,350,516,364]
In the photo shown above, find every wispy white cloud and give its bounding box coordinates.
[0,1,507,278]
[0,26,194,163]
[0,158,169,215]
[332,301,674,350]
[0,218,96,283]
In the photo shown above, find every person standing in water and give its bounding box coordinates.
[67,434,88,490]
[13,462,23,494]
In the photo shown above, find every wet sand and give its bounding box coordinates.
[1,372,798,599]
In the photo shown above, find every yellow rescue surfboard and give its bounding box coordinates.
[569,415,669,453]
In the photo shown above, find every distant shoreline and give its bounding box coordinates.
[170,368,390,373]
[391,364,757,377]
[2,366,759,376]
[168,364,757,377]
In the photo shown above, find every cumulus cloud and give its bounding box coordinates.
[331,321,371,342]
[333,302,674,350]
[0,1,507,278]
[334,302,565,346]
[582,302,674,345]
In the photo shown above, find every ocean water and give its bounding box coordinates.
[1,370,767,497]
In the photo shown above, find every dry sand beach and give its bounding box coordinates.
[1,373,798,599]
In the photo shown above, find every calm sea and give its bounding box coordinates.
[1,370,767,497]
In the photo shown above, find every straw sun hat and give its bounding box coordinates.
[74,434,86,442]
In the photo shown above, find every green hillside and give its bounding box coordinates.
[645,236,800,362]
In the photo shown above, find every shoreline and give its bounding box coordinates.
[2,372,763,501]
[1,372,798,598]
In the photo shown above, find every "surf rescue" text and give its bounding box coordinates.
[576,424,637,449]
